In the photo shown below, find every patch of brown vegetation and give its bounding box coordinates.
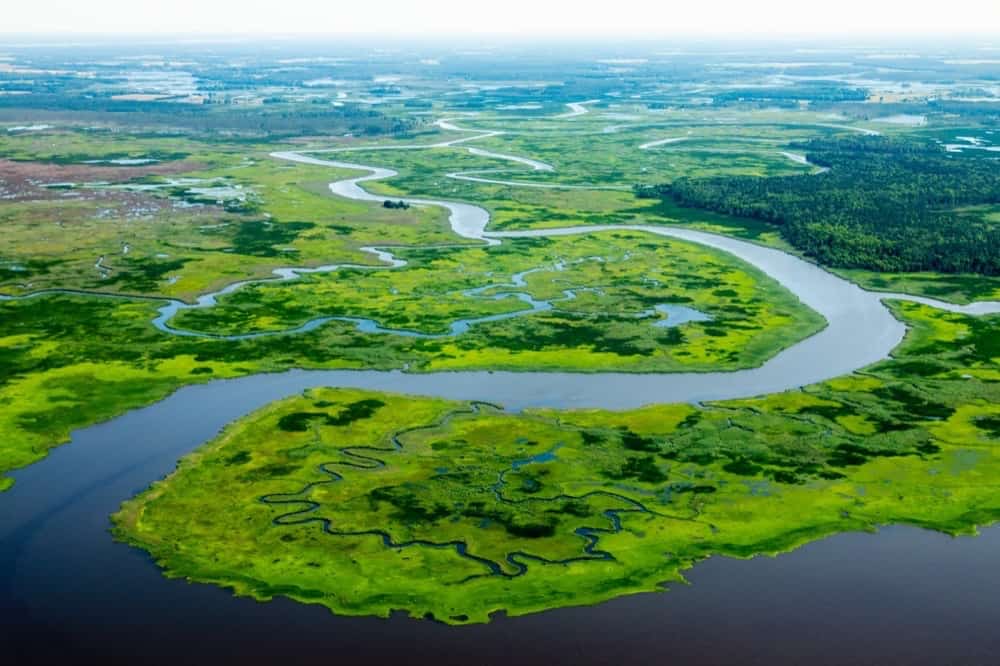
[0,158,203,184]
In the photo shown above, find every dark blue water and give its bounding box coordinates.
[1,370,998,666]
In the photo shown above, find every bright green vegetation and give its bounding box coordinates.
[0,112,846,489]
[2,56,997,498]
[3,42,1000,634]
[0,103,993,488]
[0,225,823,486]
[644,135,1000,275]
[837,269,1000,305]
[170,230,823,372]
[113,302,1000,623]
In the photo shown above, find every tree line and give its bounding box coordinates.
[712,85,868,106]
[0,94,414,138]
[637,136,1000,275]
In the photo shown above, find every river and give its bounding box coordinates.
[3,369,998,665]
[2,122,1000,665]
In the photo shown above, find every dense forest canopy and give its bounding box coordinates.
[639,136,1000,275]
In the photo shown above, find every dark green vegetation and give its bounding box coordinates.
[641,136,1000,274]
[711,84,869,106]
[114,302,1000,623]
[227,220,316,257]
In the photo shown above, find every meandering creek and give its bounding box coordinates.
[2,113,1000,664]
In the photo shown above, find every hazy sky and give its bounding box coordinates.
[3,0,999,37]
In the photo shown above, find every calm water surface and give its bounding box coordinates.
[2,371,999,666]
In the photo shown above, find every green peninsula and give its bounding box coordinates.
[113,301,1000,623]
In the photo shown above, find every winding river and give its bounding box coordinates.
[3,110,1000,664]
[265,146,999,405]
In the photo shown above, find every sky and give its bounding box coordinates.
[2,0,999,37]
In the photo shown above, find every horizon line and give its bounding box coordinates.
[1,31,999,43]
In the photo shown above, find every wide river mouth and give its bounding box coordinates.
[2,145,1000,664]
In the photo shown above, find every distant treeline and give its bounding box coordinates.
[638,136,1000,275]
[0,94,414,138]
[831,100,1000,124]
[926,100,1000,123]
[712,84,868,106]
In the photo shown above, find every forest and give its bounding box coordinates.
[639,136,1000,274]
[711,84,868,106]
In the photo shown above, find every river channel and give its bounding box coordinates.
[2,129,1000,665]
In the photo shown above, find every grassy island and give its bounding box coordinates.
[114,301,1000,623]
